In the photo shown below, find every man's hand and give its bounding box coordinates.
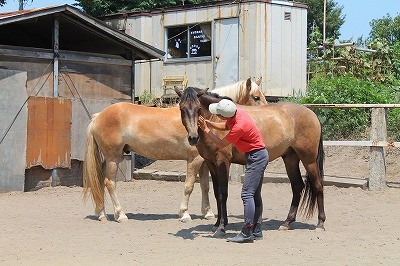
[198,115,210,133]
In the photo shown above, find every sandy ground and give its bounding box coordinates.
[1,146,399,265]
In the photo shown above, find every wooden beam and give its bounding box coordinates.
[0,45,132,66]
[53,17,59,97]
[305,103,400,108]
[324,140,400,147]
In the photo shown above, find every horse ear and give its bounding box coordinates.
[246,77,252,91]
[196,88,208,97]
[255,77,262,86]
[174,86,183,97]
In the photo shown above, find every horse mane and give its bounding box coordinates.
[211,80,256,102]
[181,87,202,103]
[207,91,232,101]
[182,87,232,102]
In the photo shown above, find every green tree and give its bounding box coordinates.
[0,0,6,7]
[76,0,219,17]
[302,0,345,44]
[369,14,400,45]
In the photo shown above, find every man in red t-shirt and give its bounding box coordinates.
[198,99,269,243]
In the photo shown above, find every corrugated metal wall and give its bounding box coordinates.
[106,1,307,98]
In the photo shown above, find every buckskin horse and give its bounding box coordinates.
[175,86,325,237]
[83,78,266,222]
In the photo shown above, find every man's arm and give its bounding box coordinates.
[198,116,231,148]
[206,120,228,131]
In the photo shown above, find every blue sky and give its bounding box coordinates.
[1,0,400,41]
[335,0,400,41]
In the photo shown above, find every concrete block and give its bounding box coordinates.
[152,171,182,182]
[132,169,157,180]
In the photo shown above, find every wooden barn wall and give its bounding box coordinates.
[0,55,132,101]
[26,97,72,169]
[1,49,134,191]
[59,62,132,101]
[0,56,54,97]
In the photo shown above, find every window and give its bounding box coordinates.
[284,12,291,21]
[166,23,212,60]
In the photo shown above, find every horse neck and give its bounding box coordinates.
[199,94,219,119]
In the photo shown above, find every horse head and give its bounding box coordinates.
[174,86,208,146]
[242,77,268,106]
[250,77,268,105]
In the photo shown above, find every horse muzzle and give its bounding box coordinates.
[188,135,199,146]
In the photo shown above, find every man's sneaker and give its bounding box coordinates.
[226,228,254,243]
[252,223,263,240]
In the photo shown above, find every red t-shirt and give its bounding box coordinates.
[225,108,265,153]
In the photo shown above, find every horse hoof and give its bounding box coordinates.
[315,225,325,231]
[204,211,215,220]
[212,229,226,238]
[180,213,192,223]
[98,215,108,222]
[316,221,325,231]
[278,224,290,231]
[116,213,128,223]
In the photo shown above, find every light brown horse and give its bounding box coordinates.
[83,78,266,222]
[175,87,325,237]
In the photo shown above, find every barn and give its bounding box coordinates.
[0,5,164,192]
[103,0,308,99]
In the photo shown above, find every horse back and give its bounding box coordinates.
[239,102,321,161]
[91,102,197,160]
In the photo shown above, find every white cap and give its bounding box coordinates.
[209,99,237,118]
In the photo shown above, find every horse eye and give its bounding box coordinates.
[253,96,260,101]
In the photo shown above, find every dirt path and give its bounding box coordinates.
[1,179,399,265]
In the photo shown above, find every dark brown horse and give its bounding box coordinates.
[175,87,325,237]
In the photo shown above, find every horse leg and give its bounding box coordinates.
[95,204,108,222]
[303,161,326,230]
[179,156,203,222]
[104,160,128,223]
[211,162,229,238]
[206,163,223,231]
[92,162,107,222]
[198,161,215,220]
[280,150,303,230]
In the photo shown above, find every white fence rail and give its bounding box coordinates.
[304,104,400,191]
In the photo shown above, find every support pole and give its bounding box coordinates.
[369,108,387,190]
[130,56,136,177]
[51,17,60,187]
[53,17,59,98]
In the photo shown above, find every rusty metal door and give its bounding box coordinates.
[214,17,239,88]
[26,97,71,169]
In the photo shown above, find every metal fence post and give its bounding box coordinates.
[369,108,387,190]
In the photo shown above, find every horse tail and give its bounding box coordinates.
[82,119,105,208]
[301,127,325,219]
